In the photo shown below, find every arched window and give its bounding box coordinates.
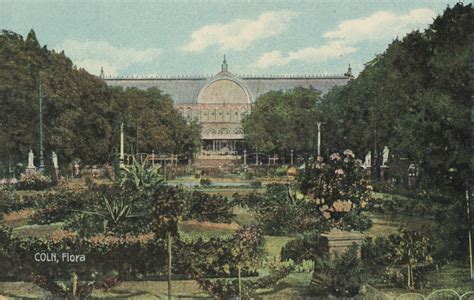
[234,128,244,134]
[218,128,230,135]
[205,128,217,135]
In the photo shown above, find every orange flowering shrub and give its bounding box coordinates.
[49,230,77,242]
[88,232,155,245]
[298,149,373,231]
[3,208,36,222]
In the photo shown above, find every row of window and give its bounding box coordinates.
[205,128,244,135]
[178,107,248,122]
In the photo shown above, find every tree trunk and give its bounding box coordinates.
[407,264,411,290]
[72,272,77,297]
[167,232,172,300]
[238,265,242,297]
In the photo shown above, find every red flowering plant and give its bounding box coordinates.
[298,149,373,231]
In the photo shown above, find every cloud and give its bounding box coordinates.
[181,10,297,52]
[256,42,356,69]
[55,40,160,76]
[255,8,436,69]
[324,8,436,44]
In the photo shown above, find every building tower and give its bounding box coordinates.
[221,55,228,73]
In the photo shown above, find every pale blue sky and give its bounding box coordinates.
[0,0,458,77]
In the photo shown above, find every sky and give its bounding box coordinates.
[0,0,459,77]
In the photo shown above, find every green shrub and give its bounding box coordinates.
[0,189,22,213]
[256,201,324,235]
[1,226,265,283]
[281,234,323,263]
[0,225,17,280]
[275,165,288,176]
[250,180,262,188]
[194,262,293,299]
[361,230,435,289]
[244,172,254,180]
[312,245,365,297]
[28,189,91,225]
[200,178,212,187]
[16,173,53,191]
[27,184,153,236]
[233,184,328,235]
[64,185,150,236]
[184,191,235,223]
[0,190,62,214]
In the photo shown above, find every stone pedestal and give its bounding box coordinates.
[364,167,371,180]
[320,229,365,258]
[25,167,36,176]
[380,165,389,181]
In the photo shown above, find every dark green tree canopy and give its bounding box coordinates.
[0,30,201,170]
[242,87,322,156]
[243,3,472,191]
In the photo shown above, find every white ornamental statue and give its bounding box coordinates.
[52,151,59,169]
[28,150,35,168]
[382,146,390,166]
[363,151,371,169]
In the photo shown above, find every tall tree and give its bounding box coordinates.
[243,87,322,157]
[320,3,472,191]
[0,30,201,173]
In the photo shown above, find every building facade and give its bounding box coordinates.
[104,58,352,154]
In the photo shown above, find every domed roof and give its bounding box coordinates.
[198,79,250,104]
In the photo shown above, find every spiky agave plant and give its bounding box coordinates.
[72,194,143,234]
[120,156,163,191]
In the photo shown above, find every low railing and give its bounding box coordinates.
[396,289,474,299]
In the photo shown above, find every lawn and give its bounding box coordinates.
[365,212,433,237]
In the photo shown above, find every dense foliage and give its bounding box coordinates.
[119,157,163,192]
[0,225,265,296]
[184,191,235,223]
[150,185,186,239]
[362,229,434,289]
[190,225,278,299]
[16,173,54,190]
[65,186,148,236]
[242,87,321,157]
[366,192,470,262]
[280,234,323,264]
[312,245,365,297]
[14,186,237,237]
[233,184,328,235]
[242,3,472,192]
[298,150,373,231]
[194,262,293,299]
[0,29,200,172]
[320,3,472,191]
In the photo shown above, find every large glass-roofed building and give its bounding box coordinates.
[104,57,352,154]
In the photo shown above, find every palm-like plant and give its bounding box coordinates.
[120,157,163,191]
[73,195,142,234]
